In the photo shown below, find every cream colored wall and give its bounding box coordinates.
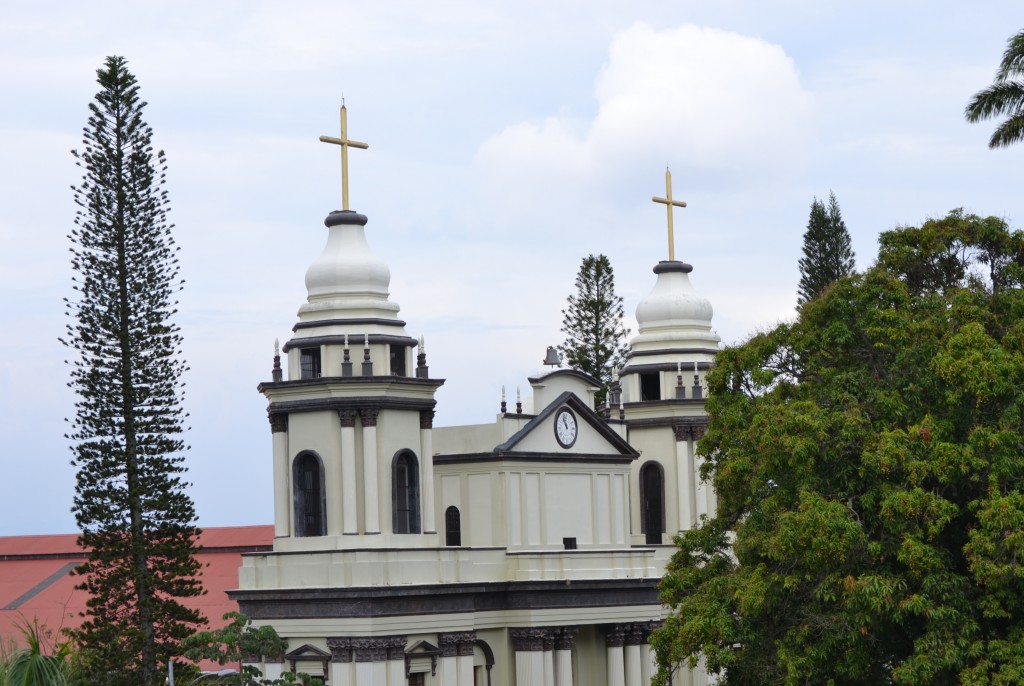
[377,408,428,536]
[626,425,679,541]
[529,374,596,410]
[513,414,621,455]
[435,458,633,550]
[434,423,503,455]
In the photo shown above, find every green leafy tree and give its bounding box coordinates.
[965,29,1024,148]
[62,56,204,686]
[796,191,855,307]
[558,254,630,404]
[652,210,1024,685]
[182,613,289,686]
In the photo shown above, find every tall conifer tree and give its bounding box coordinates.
[63,56,204,686]
[559,254,630,404]
[797,191,855,306]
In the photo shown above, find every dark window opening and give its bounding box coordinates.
[293,453,326,537]
[300,347,321,379]
[445,506,462,546]
[563,537,578,550]
[390,344,407,376]
[640,372,661,401]
[641,462,665,544]
[408,674,425,686]
[392,451,421,534]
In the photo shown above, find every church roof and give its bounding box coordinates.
[0,525,273,647]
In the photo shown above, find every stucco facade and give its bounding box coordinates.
[231,204,720,686]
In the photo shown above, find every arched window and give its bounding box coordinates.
[445,506,462,546]
[392,450,421,534]
[293,452,326,537]
[640,461,665,545]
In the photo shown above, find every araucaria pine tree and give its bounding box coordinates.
[63,56,204,686]
[797,191,855,306]
[559,254,630,404]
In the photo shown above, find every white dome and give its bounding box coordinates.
[297,211,401,321]
[630,261,720,351]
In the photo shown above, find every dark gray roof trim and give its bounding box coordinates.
[434,452,636,465]
[625,350,717,361]
[259,377,444,394]
[232,577,661,619]
[626,415,710,430]
[325,210,368,227]
[283,334,418,353]
[652,260,692,274]
[293,318,409,332]
[494,391,638,457]
[261,395,438,415]
[526,368,601,387]
[619,361,714,376]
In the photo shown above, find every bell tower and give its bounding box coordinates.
[258,106,443,550]
[620,169,720,544]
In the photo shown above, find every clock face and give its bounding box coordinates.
[554,408,578,448]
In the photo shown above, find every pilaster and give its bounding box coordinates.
[361,408,380,534]
[338,409,359,534]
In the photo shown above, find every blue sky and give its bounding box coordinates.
[1,1,1022,534]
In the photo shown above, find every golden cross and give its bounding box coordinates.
[319,104,369,211]
[651,167,687,261]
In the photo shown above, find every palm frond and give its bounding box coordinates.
[996,29,1024,80]
[988,112,1024,148]
[964,80,1024,121]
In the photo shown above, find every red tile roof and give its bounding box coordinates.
[0,525,274,647]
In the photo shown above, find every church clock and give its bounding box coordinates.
[554,407,578,449]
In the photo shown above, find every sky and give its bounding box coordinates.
[1,1,1023,535]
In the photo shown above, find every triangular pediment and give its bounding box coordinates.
[405,639,441,656]
[285,643,331,660]
[494,391,637,459]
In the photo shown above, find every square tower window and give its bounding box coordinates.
[390,344,407,376]
[640,372,661,401]
[300,347,321,380]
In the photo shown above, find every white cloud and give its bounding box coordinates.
[476,21,814,198]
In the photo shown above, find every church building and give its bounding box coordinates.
[230,108,719,686]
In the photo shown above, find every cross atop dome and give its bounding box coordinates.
[319,103,369,211]
[651,167,687,262]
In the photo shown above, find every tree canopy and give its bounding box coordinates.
[965,28,1024,148]
[797,191,855,307]
[652,209,1024,685]
[559,254,630,404]
[64,56,203,686]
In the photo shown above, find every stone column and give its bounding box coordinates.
[437,633,456,685]
[640,622,660,686]
[327,638,353,686]
[511,629,547,686]
[553,627,577,686]
[693,425,709,522]
[386,636,407,686]
[624,624,644,686]
[352,638,388,686]
[361,408,380,534]
[438,632,475,686]
[338,410,359,534]
[456,633,475,686]
[604,625,627,686]
[694,425,716,519]
[420,410,437,534]
[674,425,695,532]
[270,413,290,538]
[542,631,555,686]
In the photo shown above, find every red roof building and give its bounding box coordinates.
[0,525,273,644]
